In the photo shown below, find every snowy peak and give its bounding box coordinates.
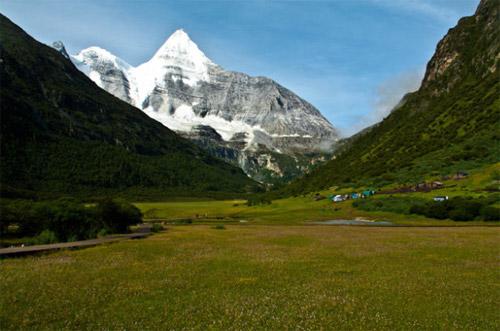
[139,29,215,88]
[62,29,338,157]
[130,29,216,103]
[151,29,214,66]
[73,46,131,71]
[65,46,134,103]
[57,29,339,182]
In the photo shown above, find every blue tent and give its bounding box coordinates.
[363,189,376,197]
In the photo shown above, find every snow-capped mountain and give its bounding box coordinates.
[54,30,338,182]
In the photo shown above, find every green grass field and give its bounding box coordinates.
[1,225,499,330]
[135,195,494,226]
[1,166,498,329]
[136,164,499,227]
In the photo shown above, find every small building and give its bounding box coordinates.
[362,190,375,197]
[453,171,469,180]
[433,196,449,202]
[333,195,344,202]
[431,181,444,188]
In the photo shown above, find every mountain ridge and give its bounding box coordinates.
[59,30,338,183]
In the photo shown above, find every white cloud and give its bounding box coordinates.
[351,68,424,134]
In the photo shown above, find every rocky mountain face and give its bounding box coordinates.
[280,0,500,196]
[0,14,260,199]
[57,30,338,183]
[420,0,499,95]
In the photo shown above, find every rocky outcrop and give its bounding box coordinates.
[421,0,499,95]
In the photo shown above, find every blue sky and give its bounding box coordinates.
[0,0,478,136]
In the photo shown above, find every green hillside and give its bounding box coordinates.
[0,14,260,199]
[282,0,499,195]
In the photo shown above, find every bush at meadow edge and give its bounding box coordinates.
[410,196,499,221]
[353,195,499,222]
[0,198,142,243]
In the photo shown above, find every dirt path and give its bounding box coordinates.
[0,223,152,257]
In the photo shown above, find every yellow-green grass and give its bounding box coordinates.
[137,197,340,224]
[1,225,498,330]
[136,197,364,225]
[137,199,247,220]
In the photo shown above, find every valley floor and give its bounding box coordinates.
[1,225,499,330]
[135,195,494,226]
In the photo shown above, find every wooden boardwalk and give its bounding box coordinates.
[0,224,152,257]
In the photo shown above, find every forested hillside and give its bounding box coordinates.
[282,0,499,196]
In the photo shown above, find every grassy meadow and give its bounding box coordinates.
[135,194,495,227]
[1,225,499,330]
[1,165,498,330]
[135,163,499,227]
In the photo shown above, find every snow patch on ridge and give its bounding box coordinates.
[72,46,132,71]
[143,104,267,143]
[88,71,103,87]
[142,103,314,148]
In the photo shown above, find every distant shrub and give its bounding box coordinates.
[409,196,497,221]
[214,224,226,230]
[409,204,427,215]
[480,206,499,221]
[247,196,272,206]
[1,200,40,235]
[449,208,476,221]
[97,228,109,237]
[39,198,99,241]
[484,183,500,191]
[352,195,497,222]
[34,230,58,245]
[491,170,500,181]
[67,235,79,242]
[95,199,142,233]
[0,198,142,243]
[0,219,7,237]
[483,193,500,205]
[151,223,164,233]
[450,197,482,215]
[425,203,449,219]
[354,197,425,215]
